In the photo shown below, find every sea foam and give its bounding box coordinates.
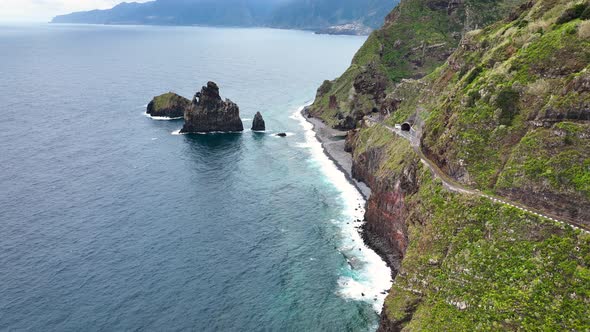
[144,111,183,121]
[291,105,391,312]
[171,130,185,136]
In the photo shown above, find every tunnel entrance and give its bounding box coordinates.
[401,123,412,131]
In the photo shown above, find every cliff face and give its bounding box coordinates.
[347,125,421,273]
[311,0,590,329]
[181,82,244,133]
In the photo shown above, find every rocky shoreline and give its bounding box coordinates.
[302,108,400,325]
[302,107,371,199]
[303,106,402,265]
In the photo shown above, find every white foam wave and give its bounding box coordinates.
[171,129,244,135]
[292,105,392,312]
[242,118,252,121]
[144,112,183,121]
[171,130,185,136]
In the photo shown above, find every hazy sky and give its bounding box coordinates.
[0,0,152,22]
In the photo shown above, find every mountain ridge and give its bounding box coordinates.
[51,0,399,35]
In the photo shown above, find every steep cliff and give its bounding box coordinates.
[307,0,525,129]
[348,125,421,273]
[313,0,590,329]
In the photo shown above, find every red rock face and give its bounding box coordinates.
[364,182,410,273]
[346,127,422,330]
[350,136,418,275]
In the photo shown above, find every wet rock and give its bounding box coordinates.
[181,81,244,133]
[251,112,266,131]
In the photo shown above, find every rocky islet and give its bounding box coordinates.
[251,111,266,131]
[181,82,244,133]
[146,92,190,118]
[148,81,272,134]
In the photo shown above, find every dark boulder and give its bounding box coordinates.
[146,92,190,118]
[251,112,266,131]
[276,133,287,137]
[181,81,244,133]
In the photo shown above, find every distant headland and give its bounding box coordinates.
[50,0,399,36]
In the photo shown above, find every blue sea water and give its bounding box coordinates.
[0,24,390,331]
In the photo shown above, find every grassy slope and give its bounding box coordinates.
[391,0,590,222]
[308,0,524,128]
[353,127,590,330]
[151,92,190,110]
[389,164,590,330]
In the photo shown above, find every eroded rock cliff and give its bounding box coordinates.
[347,125,420,274]
[181,82,244,133]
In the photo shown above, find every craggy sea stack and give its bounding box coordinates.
[181,82,244,133]
[251,112,266,131]
[146,92,190,118]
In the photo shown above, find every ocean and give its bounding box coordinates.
[0,24,390,331]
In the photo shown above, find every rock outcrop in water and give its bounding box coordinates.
[146,92,190,118]
[251,112,266,131]
[181,82,244,133]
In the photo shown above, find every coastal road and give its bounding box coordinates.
[365,117,589,234]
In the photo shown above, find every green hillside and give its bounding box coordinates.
[314,0,590,329]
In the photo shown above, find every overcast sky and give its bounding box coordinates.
[0,0,152,22]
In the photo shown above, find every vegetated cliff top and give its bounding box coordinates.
[51,0,398,32]
[150,92,190,111]
[307,0,526,129]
